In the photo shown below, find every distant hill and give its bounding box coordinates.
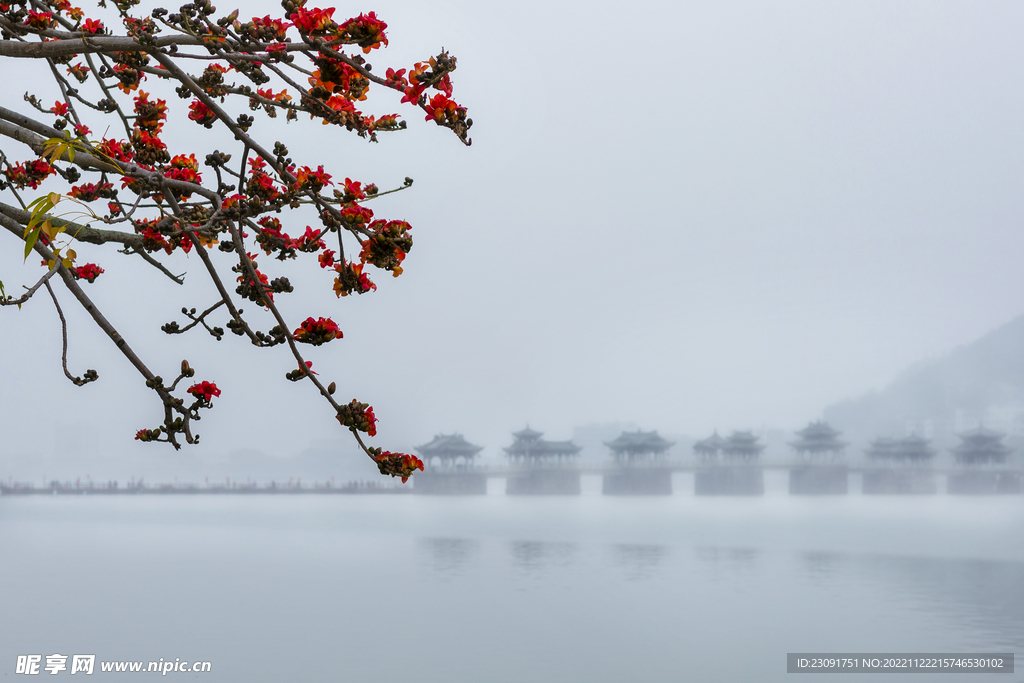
[824,314,1024,453]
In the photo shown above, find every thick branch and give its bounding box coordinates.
[0,25,333,60]
[0,201,142,247]
[1,210,189,447]
[0,212,155,380]
[0,113,220,202]
[0,27,203,58]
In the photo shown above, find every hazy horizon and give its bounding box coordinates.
[3,0,1023,476]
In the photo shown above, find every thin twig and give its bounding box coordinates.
[43,279,97,386]
[0,265,60,306]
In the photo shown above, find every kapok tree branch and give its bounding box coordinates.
[43,279,98,386]
[0,259,59,306]
[0,211,194,448]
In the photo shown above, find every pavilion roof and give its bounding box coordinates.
[795,421,842,439]
[956,426,1007,442]
[866,435,935,460]
[504,429,581,457]
[693,431,727,453]
[951,426,1012,463]
[542,440,582,454]
[605,430,674,453]
[725,430,760,445]
[722,430,764,454]
[416,433,484,458]
[790,421,847,452]
[951,441,1012,457]
[512,426,544,441]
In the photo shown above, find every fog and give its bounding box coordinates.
[1,2,1023,680]
[3,0,1024,474]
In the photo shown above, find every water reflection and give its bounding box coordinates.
[696,546,761,575]
[861,555,1024,651]
[509,540,577,572]
[609,543,668,581]
[800,551,841,582]
[419,537,480,577]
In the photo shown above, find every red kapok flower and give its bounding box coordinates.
[339,12,388,53]
[81,18,105,34]
[290,7,335,34]
[318,249,336,269]
[335,399,377,436]
[370,449,424,483]
[341,177,366,201]
[164,153,202,193]
[187,99,216,127]
[67,63,91,83]
[250,15,291,41]
[187,380,221,402]
[284,360,317,381]
[333,260,376,297]
[2,160,56,189]
[135,427,161,442]
[112,64,145,93]
[98,138,134,162]
[134,91,168,132]
[292,165,332,192]
[71,263,104,283]
[24,10,56,29]
[70,182,114,202]
[289,226,325,253]
[293,316,343,345]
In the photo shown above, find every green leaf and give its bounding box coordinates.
[26,195,50,212]
[23,226,40,260]
[0,279,6,300]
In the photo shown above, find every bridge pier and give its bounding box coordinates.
[602,468,672,495]
[947,471,1022,495]
[413,471,487,495]
[694,466,764,496]
[506,469,581,495]
[863,470,937,495]
[789,465,848,495]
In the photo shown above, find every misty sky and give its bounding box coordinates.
[1,0,1023,467]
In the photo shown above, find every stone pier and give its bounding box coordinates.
[789,465,848,495]
[413,471,487,495]
[506,469,581,495]
[694,466,764,496]
[602,468,672,496]
[947,471,1022,495]
[863,470,938,495]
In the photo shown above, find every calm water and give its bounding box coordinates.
[1,490,1021,682]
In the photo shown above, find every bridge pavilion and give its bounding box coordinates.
[948,426,1020,494]
[862,434,938,494]
[504,428,582,495]
[788,421,849,495]
[694,430,764,496]
[412,433,487,495]
[602,430,674,495]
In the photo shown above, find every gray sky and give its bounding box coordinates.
[2,0,1023,468]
